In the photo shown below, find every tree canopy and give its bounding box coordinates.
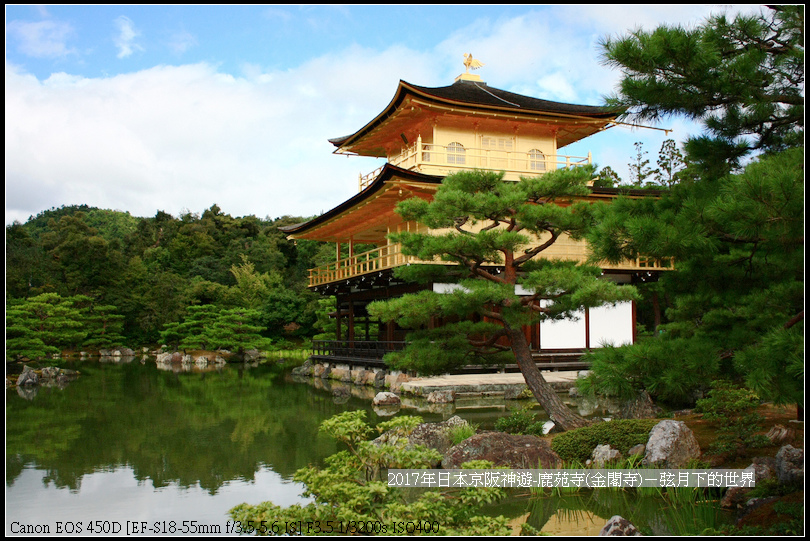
[6,205,329,359]
[583,6,804,414]
[601,5,804,171]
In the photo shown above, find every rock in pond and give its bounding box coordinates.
[372,391,401,407]
[373,416,472,466]
[17,366,38,386]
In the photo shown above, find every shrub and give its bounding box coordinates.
[448,423,478,446]
[494,407,547,436]
[551,419,658,463]
[230,411,511,536]
[695,381,769,456]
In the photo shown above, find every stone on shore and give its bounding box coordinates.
[600,516,642,536]
[590,444,623,467]
[442,432,561,469]
[642,420,700,468]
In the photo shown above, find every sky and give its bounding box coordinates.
[5,4,764,226]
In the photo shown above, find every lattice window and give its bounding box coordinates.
[529,149,546,171]
[447,142,466,165]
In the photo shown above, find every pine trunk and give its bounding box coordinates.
[506,326,591,431]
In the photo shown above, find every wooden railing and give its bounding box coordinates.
[311,340,408,363]
[309,340,592,371]
[308,243,419,287]
[359,139,592,191]
[308,240,673,287]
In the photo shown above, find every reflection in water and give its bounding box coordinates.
[6,361,354,534]
[516,488,733,536]
[7,361,730,537]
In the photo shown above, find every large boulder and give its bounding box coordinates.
[409,416,469,455]
[40,366,61,380]
[442,432,561,469]
[291,360,313,376]
[775,445,803,485]
[373,416,471,463]
[642,420,701,468]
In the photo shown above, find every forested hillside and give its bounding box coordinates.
[6,204,330,359]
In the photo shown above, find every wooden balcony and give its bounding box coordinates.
[308,241,673,287]
[308,243,420,287]
[359,138,591,191]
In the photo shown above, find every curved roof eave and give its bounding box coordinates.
[279,164,443,236]
[329,79,622,151]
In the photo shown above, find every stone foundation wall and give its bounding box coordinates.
[291,361,411,391]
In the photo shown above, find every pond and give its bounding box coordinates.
[6,359,730,536]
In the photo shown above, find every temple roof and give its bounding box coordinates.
[329,79,621,154]
[279,164,442,242]
[281,162,660,242]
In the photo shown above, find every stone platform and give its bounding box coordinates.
[399,371,580,398]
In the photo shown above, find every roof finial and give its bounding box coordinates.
[463,53,484,73]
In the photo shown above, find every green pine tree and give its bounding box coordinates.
[6,293,87,360]
[601,5,804,172]
[584,6,804,414]
[369,167,638,431]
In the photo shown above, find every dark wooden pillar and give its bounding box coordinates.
[584,307,591,350]
[335,294,342,341]
[348,298,355,343]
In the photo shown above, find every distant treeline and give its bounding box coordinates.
[6,204,332,359]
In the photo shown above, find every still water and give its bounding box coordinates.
[6,359,728,536]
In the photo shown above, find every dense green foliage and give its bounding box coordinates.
[6,204,332,360]
[550,419,658,463]
[229,410,511,536]
[583,6,804,411]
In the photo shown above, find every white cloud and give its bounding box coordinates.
[7,19,76,58]
[6,6,767,225]
[114,16,143,59]
[4,47,440,224]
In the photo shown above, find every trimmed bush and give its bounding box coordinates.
[494,407,546,437]
[551,419,658,463]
